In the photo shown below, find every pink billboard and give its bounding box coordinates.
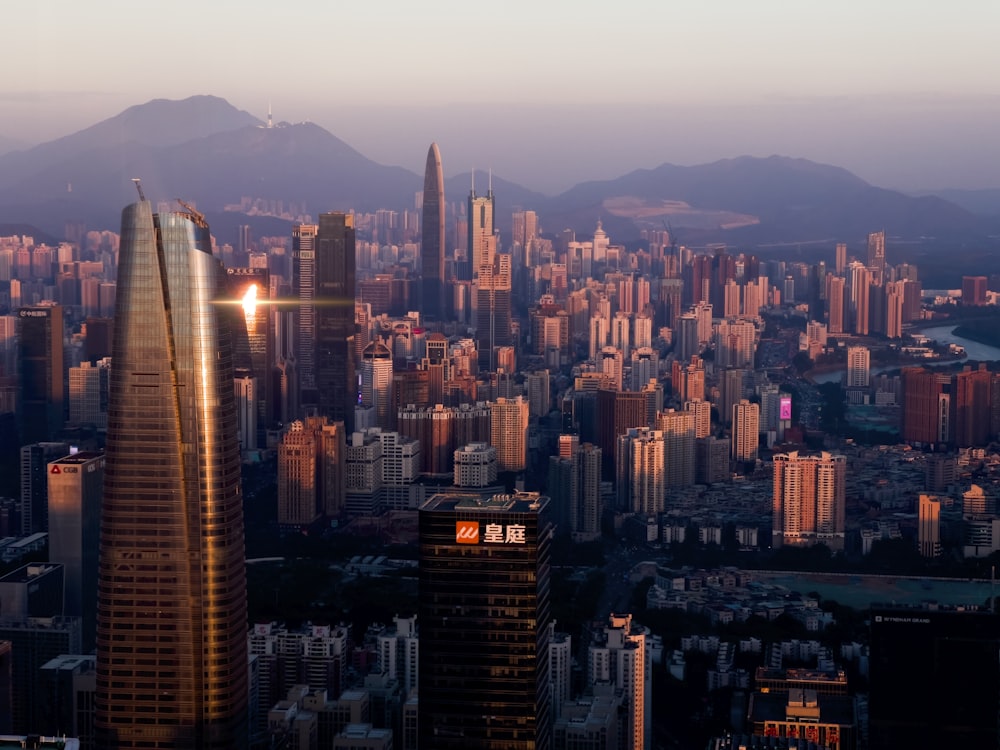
[779,396,792,421]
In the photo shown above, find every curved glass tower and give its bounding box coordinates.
[96,199,248,749]
[421,142,446,321]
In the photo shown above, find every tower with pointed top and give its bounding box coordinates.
[421,143,446,321]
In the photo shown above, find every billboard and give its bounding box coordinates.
[779,396,792,421]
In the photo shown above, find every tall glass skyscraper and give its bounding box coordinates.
[421,142,445,321]
[316,211,356,432]
[419,492,552,749]
[96,199,248,749]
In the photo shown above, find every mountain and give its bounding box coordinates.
[0,134,29,157]
[540,156,996,244]
[0,97,422,233]
[911,188,1000,217]
[0,96,995,246]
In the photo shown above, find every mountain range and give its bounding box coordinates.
[0,95,996,247]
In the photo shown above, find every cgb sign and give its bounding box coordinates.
[455,521,527,545]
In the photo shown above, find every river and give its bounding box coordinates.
[811,325,1000,384]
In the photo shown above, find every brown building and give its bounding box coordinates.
[962,275,988,306]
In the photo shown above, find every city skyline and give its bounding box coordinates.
[4,2,1000,193]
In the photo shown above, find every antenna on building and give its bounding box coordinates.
[267,101,273,129]
[131,178,145,201]
[471,168,475,197]
[488,167,493,196]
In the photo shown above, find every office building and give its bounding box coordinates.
[68,358,111,430]
[467,176,495,282]
[293,222,318,407]
[47,451,104,651]
[772,451,847,550]
[418,492,552,749]
[17,304,64,444]
[867,229,885,285]
[316,212,357,431]
[226,267,273,447]
[869,605,1000,747]
[20,440,69,535]
[360,341,394,429]
[421,143,446,321]
[901,367,951,445]
[96,198,248,748]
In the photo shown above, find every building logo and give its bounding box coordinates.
[50,465,61,474]
[455,521,479,544]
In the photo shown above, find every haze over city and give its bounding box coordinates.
[5,0,1000,193]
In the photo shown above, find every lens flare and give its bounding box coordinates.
[242,283,258,318]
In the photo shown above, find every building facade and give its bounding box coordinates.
[96,199,248,748]
[418,493,552,749]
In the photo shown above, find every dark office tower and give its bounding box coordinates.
[316,212,357,433]
[293,222,319,407]
[421,143,446,321]
[226,267,273,447]
[19,440,69,534]
[870,605,1000,747]
[17,304,64,444]
[419,492,552,750]
[96,199,247,749]
[867,229,886,285]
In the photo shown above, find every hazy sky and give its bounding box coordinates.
[5,0,999,193]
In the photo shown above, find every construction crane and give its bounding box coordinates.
[176,198,208,228]
[131,178,145,201]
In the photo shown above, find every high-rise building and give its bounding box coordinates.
[846,346,870,388]
[587,614,651,750]
[361,341,394,429]
[772,451,847,550]
[901,367,951,445]
[825,274,845,334]
[867,229,885,285]
[226,267,273,447]
[20,440,70,535]
[421,143,446,321]
[418,492,552,749]
[17,304,64,444]
[47,451,104,652]
[962,275,988,306]
[869,605,1000,747]
[293,222,318,406]
[96,198,248,748]
[918,494,941,557]
[655,409,695,488]
[731,400,760,464]
[467,177,495,282]
[834,242,847,275]
[616,427,666,515]
[490,396,529,472]
[316,212,357,431]
[68,358,111,429]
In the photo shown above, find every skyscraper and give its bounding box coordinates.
[96,198,247,748]
[47,450,104,652]
[867,229,885,285]
[293,222,318,406]
[316,212,357,431]
[17,303,64,444]
[731,399,760,464]
[418,492,552,749]
[490,395,529,472]
[421,143,446,321]
[467,175,495,281]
